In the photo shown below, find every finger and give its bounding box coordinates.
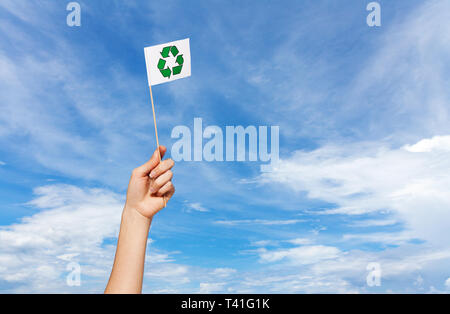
[157,182,175,200]
[133,146,167,177]
[150,158,174,179]
[150,170,173,194]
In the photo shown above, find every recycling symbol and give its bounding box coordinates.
[157,45,184,78]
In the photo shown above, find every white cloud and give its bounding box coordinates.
[145,265,190,283]
[341,232,412,246]
[186,202,209,212]
[250,238,314,248]
[0,184,200,293]
[347,219,398,228]
[199,282,225,294]
[239,271,357,294]
[0,185,447,294]
[309,247,450,281]
[258,245,340,265]
[445,278,450,290]
[251,240,279,247]
[146,251,174,264]
[0,184,123,292]
[405,136,450,153]
[211,268,237,278]
[238,242,450,293]
[150,288,180,294]
[214,219,304,226]
[414,275,424,288]
[57,253,80,262]
[287,238,313,245]
[260,135,450,247]
[0,184,245,293]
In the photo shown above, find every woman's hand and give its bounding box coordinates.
[125,146,175,219]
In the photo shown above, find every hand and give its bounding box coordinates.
[125,146,175,219]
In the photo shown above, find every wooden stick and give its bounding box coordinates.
[148,84,166,208]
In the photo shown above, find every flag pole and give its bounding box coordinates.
[148,84,161,160]
[148,84,166,207]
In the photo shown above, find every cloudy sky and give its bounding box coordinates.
[0,0,450,293]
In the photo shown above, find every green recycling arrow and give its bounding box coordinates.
[161,46,171,58]
[170,46,179,57]
[157,45,184,79]
[172,54,184,75]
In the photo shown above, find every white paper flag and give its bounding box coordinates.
[144,38,191,86]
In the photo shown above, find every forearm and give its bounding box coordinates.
[105,207,152,294]
[105,146,175,293]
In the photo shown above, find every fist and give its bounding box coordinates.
[125,146,175,219]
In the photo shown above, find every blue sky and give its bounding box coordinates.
[0,0,450,293]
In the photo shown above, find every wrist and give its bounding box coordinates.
[123,205,153,225]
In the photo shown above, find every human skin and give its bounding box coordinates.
[105,146,175,294]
